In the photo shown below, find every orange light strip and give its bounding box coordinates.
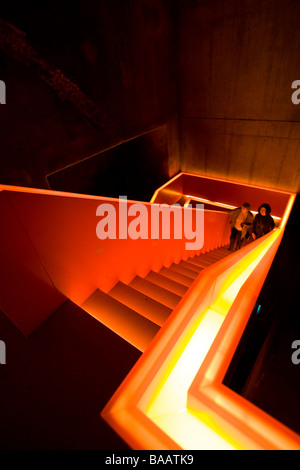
[0,183,157,205]
[101,195,299,450]
[150,173,183,204]
[184,195,236,210]
[279,194,295,228]
[184,195,282,221]
[142,230,285,449]
[151,173,292,221]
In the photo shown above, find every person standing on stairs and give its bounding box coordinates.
[228,202,254,251]
[252,203,275,240]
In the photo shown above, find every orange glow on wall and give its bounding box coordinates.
[0,177,297,449]
[0,182,229,335]
[151,172,292,219]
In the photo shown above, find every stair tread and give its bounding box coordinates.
[187,256,215,268]
[201,252,226,260]
[198,253,218,261]
[109,282,172,326]
[158,266,195,287]
[178,260,204,274]
[79,245,231,352]
[213,247,230,255]
[181,260,204,274]
[204,252,227,259]
[190,247,230,268]
[81,289,160,352]
[168,262,200,279]
[129,276,182,310]
[145,271,189,297]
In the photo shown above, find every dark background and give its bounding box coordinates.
[0,0,299,449]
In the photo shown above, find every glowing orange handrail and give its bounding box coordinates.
[188,227,300,449]
[101,195,299,450]
[151,172,292,220]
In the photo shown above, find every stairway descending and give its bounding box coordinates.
[81,245,230,352]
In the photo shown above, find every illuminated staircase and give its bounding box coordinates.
[81,245,230,351]
[0,176,297,450]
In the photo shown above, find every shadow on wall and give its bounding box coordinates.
[47,126,170,202]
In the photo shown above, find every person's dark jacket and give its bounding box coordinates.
[252,205,275,238]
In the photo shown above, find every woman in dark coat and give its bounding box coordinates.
[252,203,275,240]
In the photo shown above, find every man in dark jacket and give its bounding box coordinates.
[229,203,254,251]
[252,203,275,240]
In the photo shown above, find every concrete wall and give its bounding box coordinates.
[178,0,300,192]
[1,0,299,196]
[0,0,180,195]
